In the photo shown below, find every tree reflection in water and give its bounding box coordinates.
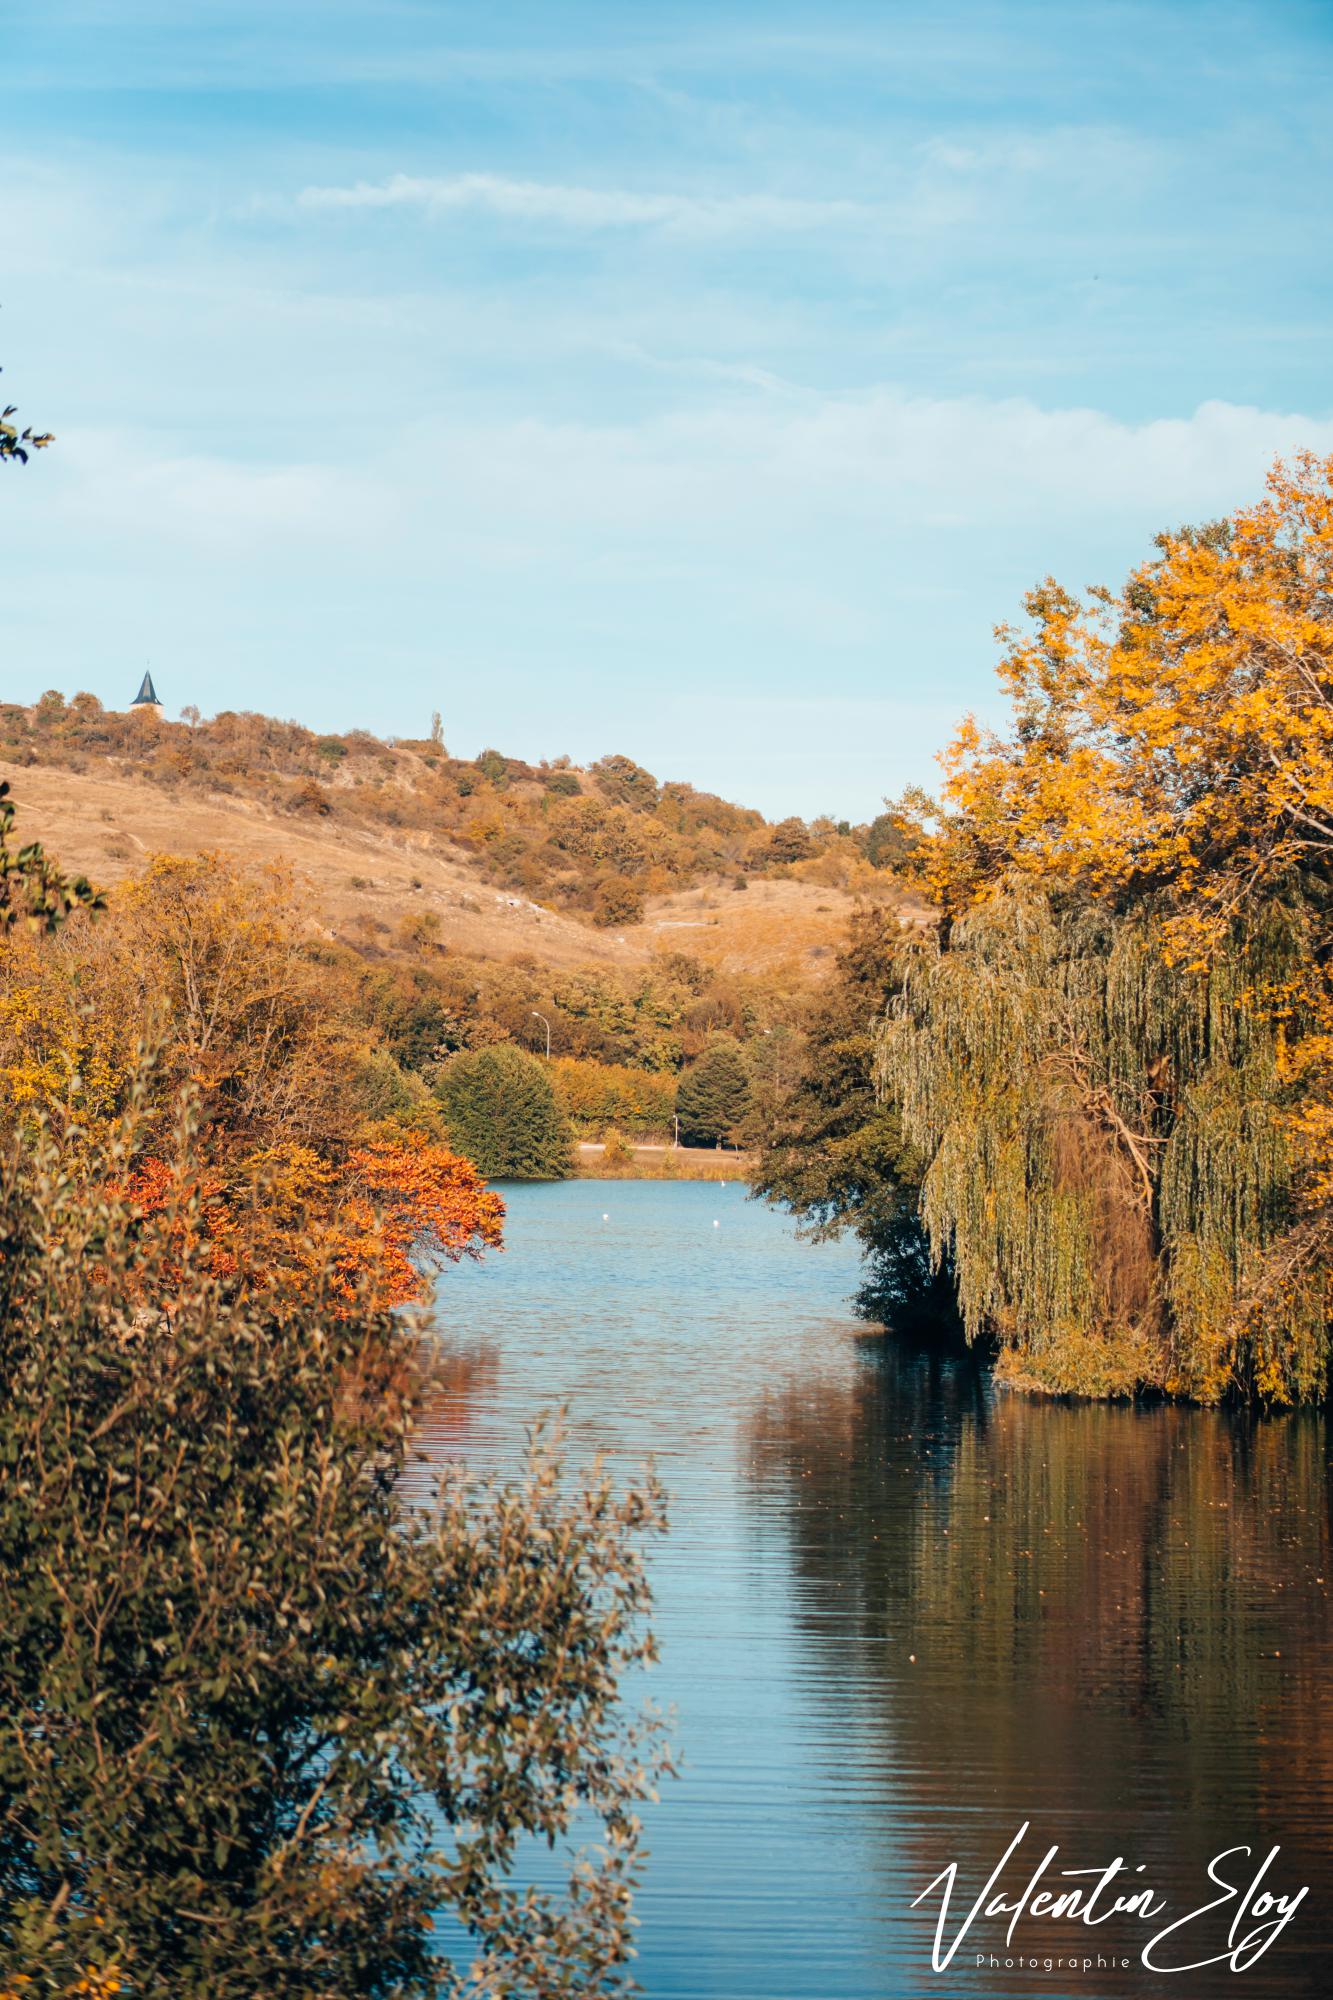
[744,1337,1333,1997]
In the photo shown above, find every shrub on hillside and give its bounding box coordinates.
[436,1043,574,1179]
[592,874,646,928]
[287,777,331,816]
[590,754,659,811]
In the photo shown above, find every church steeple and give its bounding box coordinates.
[131,671,161,709]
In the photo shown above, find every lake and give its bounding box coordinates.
[420,1179,1332,1999]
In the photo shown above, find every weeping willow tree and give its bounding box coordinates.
[879,883,1330,1403]
[870,458,1333,1404]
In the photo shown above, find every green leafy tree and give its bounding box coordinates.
[0,1130,666,1996]
[675,1036,751,1148]
[864,801,925,873]
[752,907,957,1331]
[436,1042,574,1178]
[881,884,1328,1401]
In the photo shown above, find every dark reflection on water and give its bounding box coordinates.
[419,1180,1332,1999]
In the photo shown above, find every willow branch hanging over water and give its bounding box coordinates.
[879,885,1329,1401]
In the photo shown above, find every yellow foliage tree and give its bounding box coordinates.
[886,454,1333,1401]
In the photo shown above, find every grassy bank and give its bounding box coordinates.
[573,1141,754,1183]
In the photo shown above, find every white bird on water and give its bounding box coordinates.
[713,1219,720,1228]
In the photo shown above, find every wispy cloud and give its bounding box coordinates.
[293,171,872,235]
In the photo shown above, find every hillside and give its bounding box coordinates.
[1,691,909,909]
[0,693,917,982]
[0,696,934,1152]
[1,751,893,980]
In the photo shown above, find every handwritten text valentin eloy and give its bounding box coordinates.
[912,1821,1308,1974]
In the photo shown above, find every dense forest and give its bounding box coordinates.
[760,453,1333,1407]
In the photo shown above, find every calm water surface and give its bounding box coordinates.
[420,1181,1332,1999]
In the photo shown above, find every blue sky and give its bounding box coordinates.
[3,1,1332,819]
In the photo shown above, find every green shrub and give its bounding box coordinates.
[675,1036,751,1147]
[436,1043,574,1179]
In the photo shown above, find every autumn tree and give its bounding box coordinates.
[123,1128,504,1313]
[592,873,646,928]
[766,817,815,865]
[0,853,346,1156]
[550,1055,676,1138]
[591,754,659,811]
[436,1043,574,1179]
[880,453,1333,1402]
[0,843,505,1314]
[0,1124,666,1999]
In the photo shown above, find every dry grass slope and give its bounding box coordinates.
[1,759,893,978]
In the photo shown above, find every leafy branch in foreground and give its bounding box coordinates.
[0,1121,671,1998]
[0,780,102,934]
[0,350,53,463]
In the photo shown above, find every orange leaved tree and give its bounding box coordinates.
[123,1133,504,1312]
[1,845,505,1314]
[931,453,1333,931]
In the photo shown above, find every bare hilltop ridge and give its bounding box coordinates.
[0,691,918,979]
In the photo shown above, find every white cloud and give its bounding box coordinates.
[292,171,873,235]
[10,388,1333,817]
[35,390,1333,591]
[372,392,1333,544]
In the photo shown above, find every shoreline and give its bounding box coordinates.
[573,1142,755,1183]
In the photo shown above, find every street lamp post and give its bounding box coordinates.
[531,1011,551,1058]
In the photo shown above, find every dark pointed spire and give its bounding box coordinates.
[131,671,160,708]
